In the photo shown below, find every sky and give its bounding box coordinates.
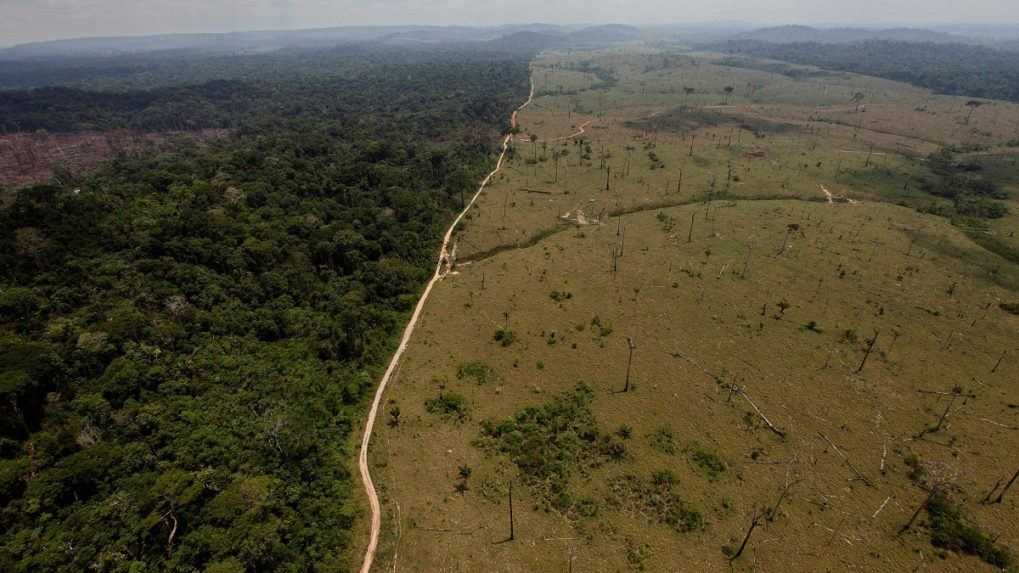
[2,0,1018,46]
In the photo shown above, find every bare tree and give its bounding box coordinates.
[623,337,637,392]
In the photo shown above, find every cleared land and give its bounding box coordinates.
[365,48,1019,572]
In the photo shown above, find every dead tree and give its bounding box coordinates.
[767,479,801,521]
[994,468,1018,504]
[917,387,962,438]
[687,211,696,243]
[623,337,636,392]
[899,487,939,535]
[604,165,612,191]
[855,330,880,373]
[729,510,763,561]
[508,480,515,541]
[992,350,1007,373]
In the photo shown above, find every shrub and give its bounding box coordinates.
[475,384,625,511]
[425,392,470,423]
[549,290,573,302]
[494,328,515,347]
[926,492,1013,569]
[1000,302,1019,315]
[590,315,613,337]
[457,361,497,385]
[649,427,678,455]
[687,444,727,480]
[608,473,704,534]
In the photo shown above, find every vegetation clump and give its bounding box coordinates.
[475,384,625,512]
[608,472,705,533]
[549,290,573,302]
[456,360,498,385]
[425,391,470,423]
[687,444,727,480]
[494,328,516,347]
[925,491,1013,569]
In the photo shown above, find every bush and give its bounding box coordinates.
[926,492,1013,569]
[688,444,727,480]
[1000,302,1019,316]
[608,473,704,533]
[494,328,515,347]
[456,361,497,385]
[648,427,678,455]
[475,384,625,511]
[425,392,470,423]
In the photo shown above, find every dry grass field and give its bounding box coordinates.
[363,47,1019,572]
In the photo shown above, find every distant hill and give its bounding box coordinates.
[0,23,645,62]
[484,31,567,54]
[735,25,969,45]
[568,24,643,44]
[0,27,426,59]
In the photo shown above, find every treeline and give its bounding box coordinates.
[1,56,523,135]
[713,40,1019,102]
[0,48,530,572]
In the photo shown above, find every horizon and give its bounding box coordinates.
[3,19,1019,50]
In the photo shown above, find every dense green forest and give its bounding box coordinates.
[0,48,530,572]
[714,40,1019,102]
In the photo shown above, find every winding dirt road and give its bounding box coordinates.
[356,77,534,573]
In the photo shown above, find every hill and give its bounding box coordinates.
[735,25,969,45]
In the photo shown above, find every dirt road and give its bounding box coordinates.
[355,77,535,573]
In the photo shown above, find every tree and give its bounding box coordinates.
[723,85,734,104]
[965,100,985,124]
[850,91,866,112]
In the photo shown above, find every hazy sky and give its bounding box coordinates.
[2,0,1018,46]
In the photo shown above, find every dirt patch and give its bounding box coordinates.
[0,129,227,188]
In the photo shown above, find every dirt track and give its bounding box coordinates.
[355,76,535,573]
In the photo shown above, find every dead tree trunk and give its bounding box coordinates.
[623,337,636,392]
[992,350,1007,374]
[994,468,1019,504]
[729,510,762,561]
[508,481,515,541]
[855,330,880,373]
[687,211,696,243]
[899,488,938,535]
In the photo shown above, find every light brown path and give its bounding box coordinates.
[355,76,535,573]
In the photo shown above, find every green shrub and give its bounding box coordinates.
[1000,302,1019,315]
[549,290,573,302]
[475,384,625,511]
[687,444,727,480]
[608,473,704,533]
[648,427,678,455]
[425,392,470,423]
[926,491,1013,569]
[494,328,515,347]
[457,361,497,385]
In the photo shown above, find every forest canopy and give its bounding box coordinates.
[0,46,530,572]
[713,40,1019,103]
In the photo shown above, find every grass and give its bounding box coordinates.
[369,45,1019,572]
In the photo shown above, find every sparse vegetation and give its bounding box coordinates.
[608,473,705,533]
[475,384,626,512]
[457,360,498,385]
[425,391,470,423]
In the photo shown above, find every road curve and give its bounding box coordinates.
[356,76,535,573]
